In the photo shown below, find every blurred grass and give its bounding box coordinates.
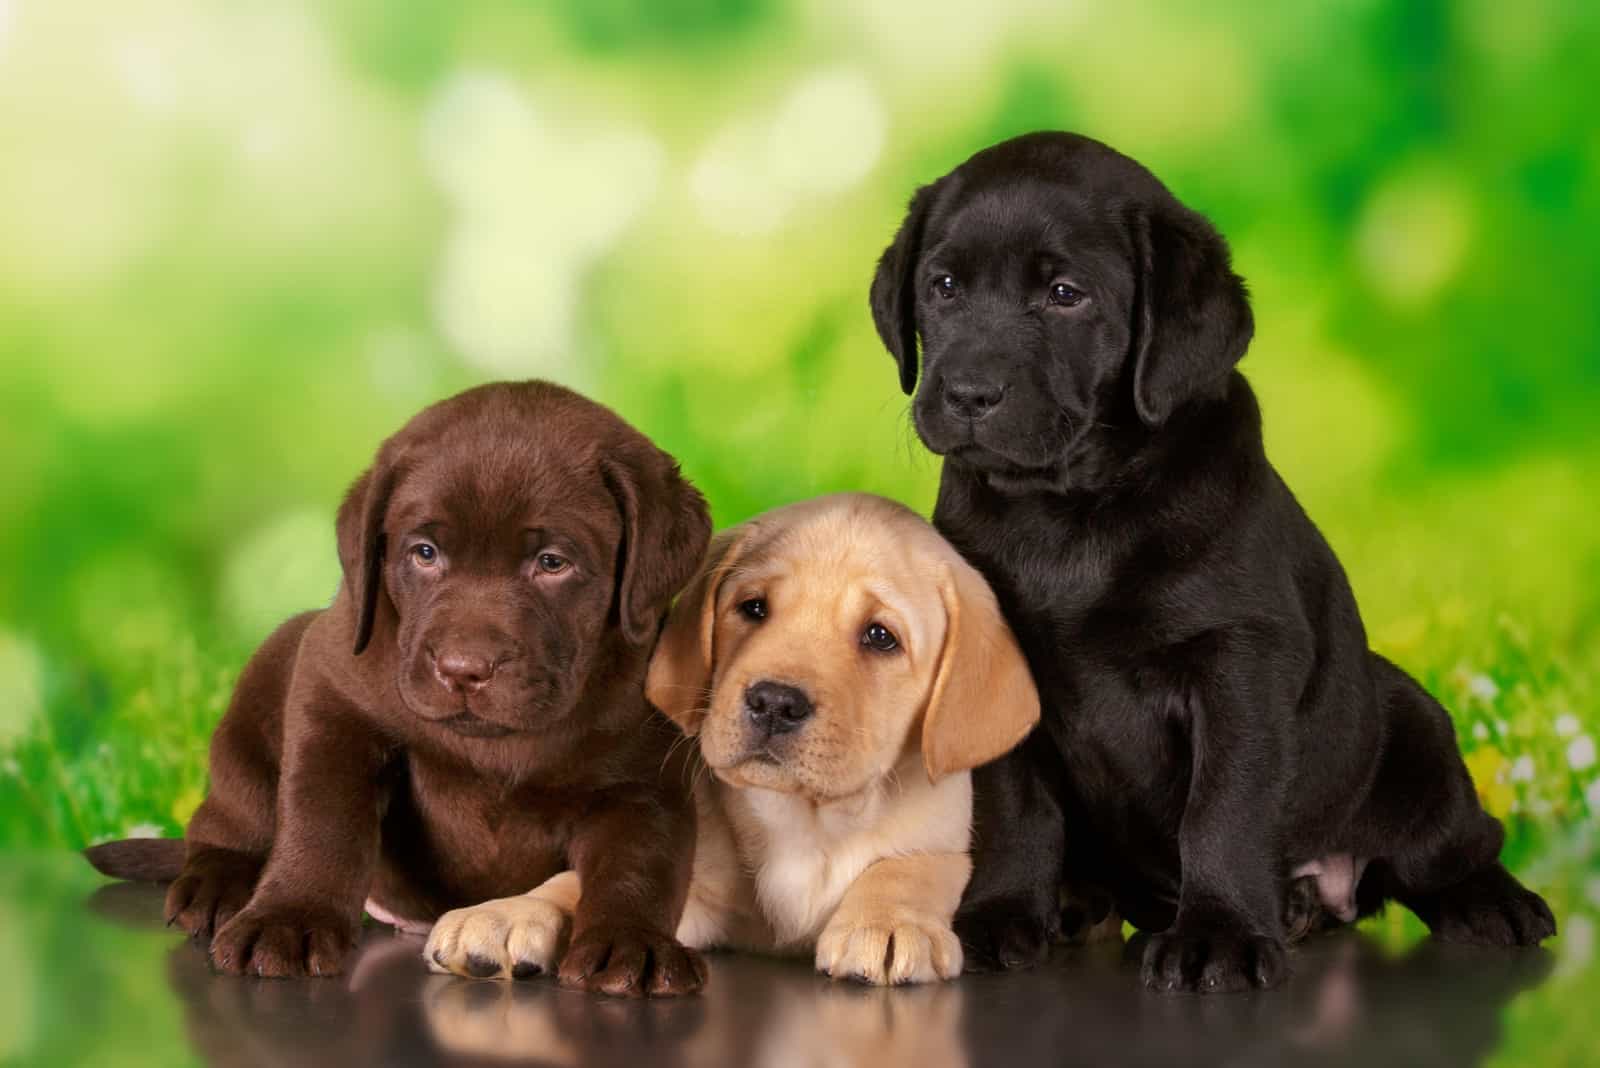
[1,0,1598,1064]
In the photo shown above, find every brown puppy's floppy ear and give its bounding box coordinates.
[1130,203,1255,427]
[871,182,938,395]
[645,526,752,734]
[921,558,1040,784]
[601,446,713,648]
[335,448,403,656]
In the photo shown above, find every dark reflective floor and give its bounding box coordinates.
[50,878,1567,1068]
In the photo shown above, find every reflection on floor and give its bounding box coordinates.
[84,880,1551,1068]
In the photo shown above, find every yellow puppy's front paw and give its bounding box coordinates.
[424,895,569,981]
[815,908,963,986]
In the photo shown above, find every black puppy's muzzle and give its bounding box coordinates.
[942,375,1007,421]
[743,680,813,738]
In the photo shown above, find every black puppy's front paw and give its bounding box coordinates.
[1140,927,1287,993]
[1416,866,1556,947]
[954,898,1055,972]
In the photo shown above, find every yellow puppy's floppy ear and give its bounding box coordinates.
[921,559,1041,783]
[646,525,753,734]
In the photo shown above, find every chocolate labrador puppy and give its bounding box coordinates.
[870,132,1555,992]
[87,381,712,996]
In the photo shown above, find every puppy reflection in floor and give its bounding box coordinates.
[427,492,1039,985]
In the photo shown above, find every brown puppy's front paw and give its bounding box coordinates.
[1418,867,1556,947]
[816,908,963,985]
[1140,928,1288,993]
[164,852,260,940]
[557,926,706,997]
[210,904,355,978]
[425,896,569,980]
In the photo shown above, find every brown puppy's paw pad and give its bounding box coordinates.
[424,896,569,981]
[209,905,355,978]
[817,909,963,986]
[1140,928,1287,993]
[557,926,706,997]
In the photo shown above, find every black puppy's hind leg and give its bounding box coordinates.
[956,735,1068,971]
[1366,655,1555,946]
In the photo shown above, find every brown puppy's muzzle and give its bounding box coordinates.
[428,645,515,697]
[742,680,813,742]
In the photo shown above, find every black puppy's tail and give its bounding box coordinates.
[84,837,185,882]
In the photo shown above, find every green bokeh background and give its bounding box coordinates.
[1,0,1597,1064]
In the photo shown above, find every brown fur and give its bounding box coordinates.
[84,381,711,995]
[425,494,1040,985]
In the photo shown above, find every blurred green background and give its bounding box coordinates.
[1,0,1597,1064]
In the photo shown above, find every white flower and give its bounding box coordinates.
[1586,778,1600,815]
[1468,675,1499,701]
[1472,723,1490,742]
[1586,877,1600,911]
[1569,736,1597,772]
[125,822,165,839]
[1495,719,1510,737]
[1555,714,1580,738]
[1,757,18,777]
[1509,756,1536,783]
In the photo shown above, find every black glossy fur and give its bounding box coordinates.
[870,132,1555,992]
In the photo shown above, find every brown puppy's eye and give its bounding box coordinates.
[862,622,899,652]
[411,543,439,567]
[933,274,958,300]
[1048,283,1085,307]
[738,598,767,622]
[535,552,570,575]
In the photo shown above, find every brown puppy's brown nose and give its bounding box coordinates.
[744,681,812,736]
[942,376,1005,420]
[433,650,497,695]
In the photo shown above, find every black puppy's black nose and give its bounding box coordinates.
[744,681,813,736]
[433,650,498,695]
[942,377,1005,420]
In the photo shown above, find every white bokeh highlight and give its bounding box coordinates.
[691,66,885,235]
[422,72,662,377]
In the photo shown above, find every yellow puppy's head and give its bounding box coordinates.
[647,493,1039,801]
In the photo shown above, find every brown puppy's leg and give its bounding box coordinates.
[557,790,704,997]
[816,853,970,985]
[209,687,391,979]
[166,613,316,938]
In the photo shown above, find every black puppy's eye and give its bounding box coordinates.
[410,543,438,567]
[862,622,899,653]
[1048,283,1085,307]
[535,552,570,575]
[933,274,958,300]
[738,598,767,622]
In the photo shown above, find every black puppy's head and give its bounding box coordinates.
[336,381,710,739]
[871,132,1254,488]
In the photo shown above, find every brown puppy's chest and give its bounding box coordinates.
[372,756,588,916]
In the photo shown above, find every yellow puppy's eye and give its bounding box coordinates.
[862,622,898,652]
[738,597,767,622]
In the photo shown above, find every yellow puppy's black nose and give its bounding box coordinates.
[744,681,813,736]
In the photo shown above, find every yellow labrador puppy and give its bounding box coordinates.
[425,493,1038,986]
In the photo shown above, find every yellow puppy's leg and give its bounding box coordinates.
[424,871,580,980]
[815,853,970,985]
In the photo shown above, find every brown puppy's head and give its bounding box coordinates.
[647,493,1038,799]
[336,381,709,739]
[870,131,1254,492]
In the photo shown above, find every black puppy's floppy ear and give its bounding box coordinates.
[335,447,403,657]
[1130,204,1254,426]
[602,445,713,647]
[871,183,937,395]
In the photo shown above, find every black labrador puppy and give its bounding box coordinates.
[869,131,1555,992]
